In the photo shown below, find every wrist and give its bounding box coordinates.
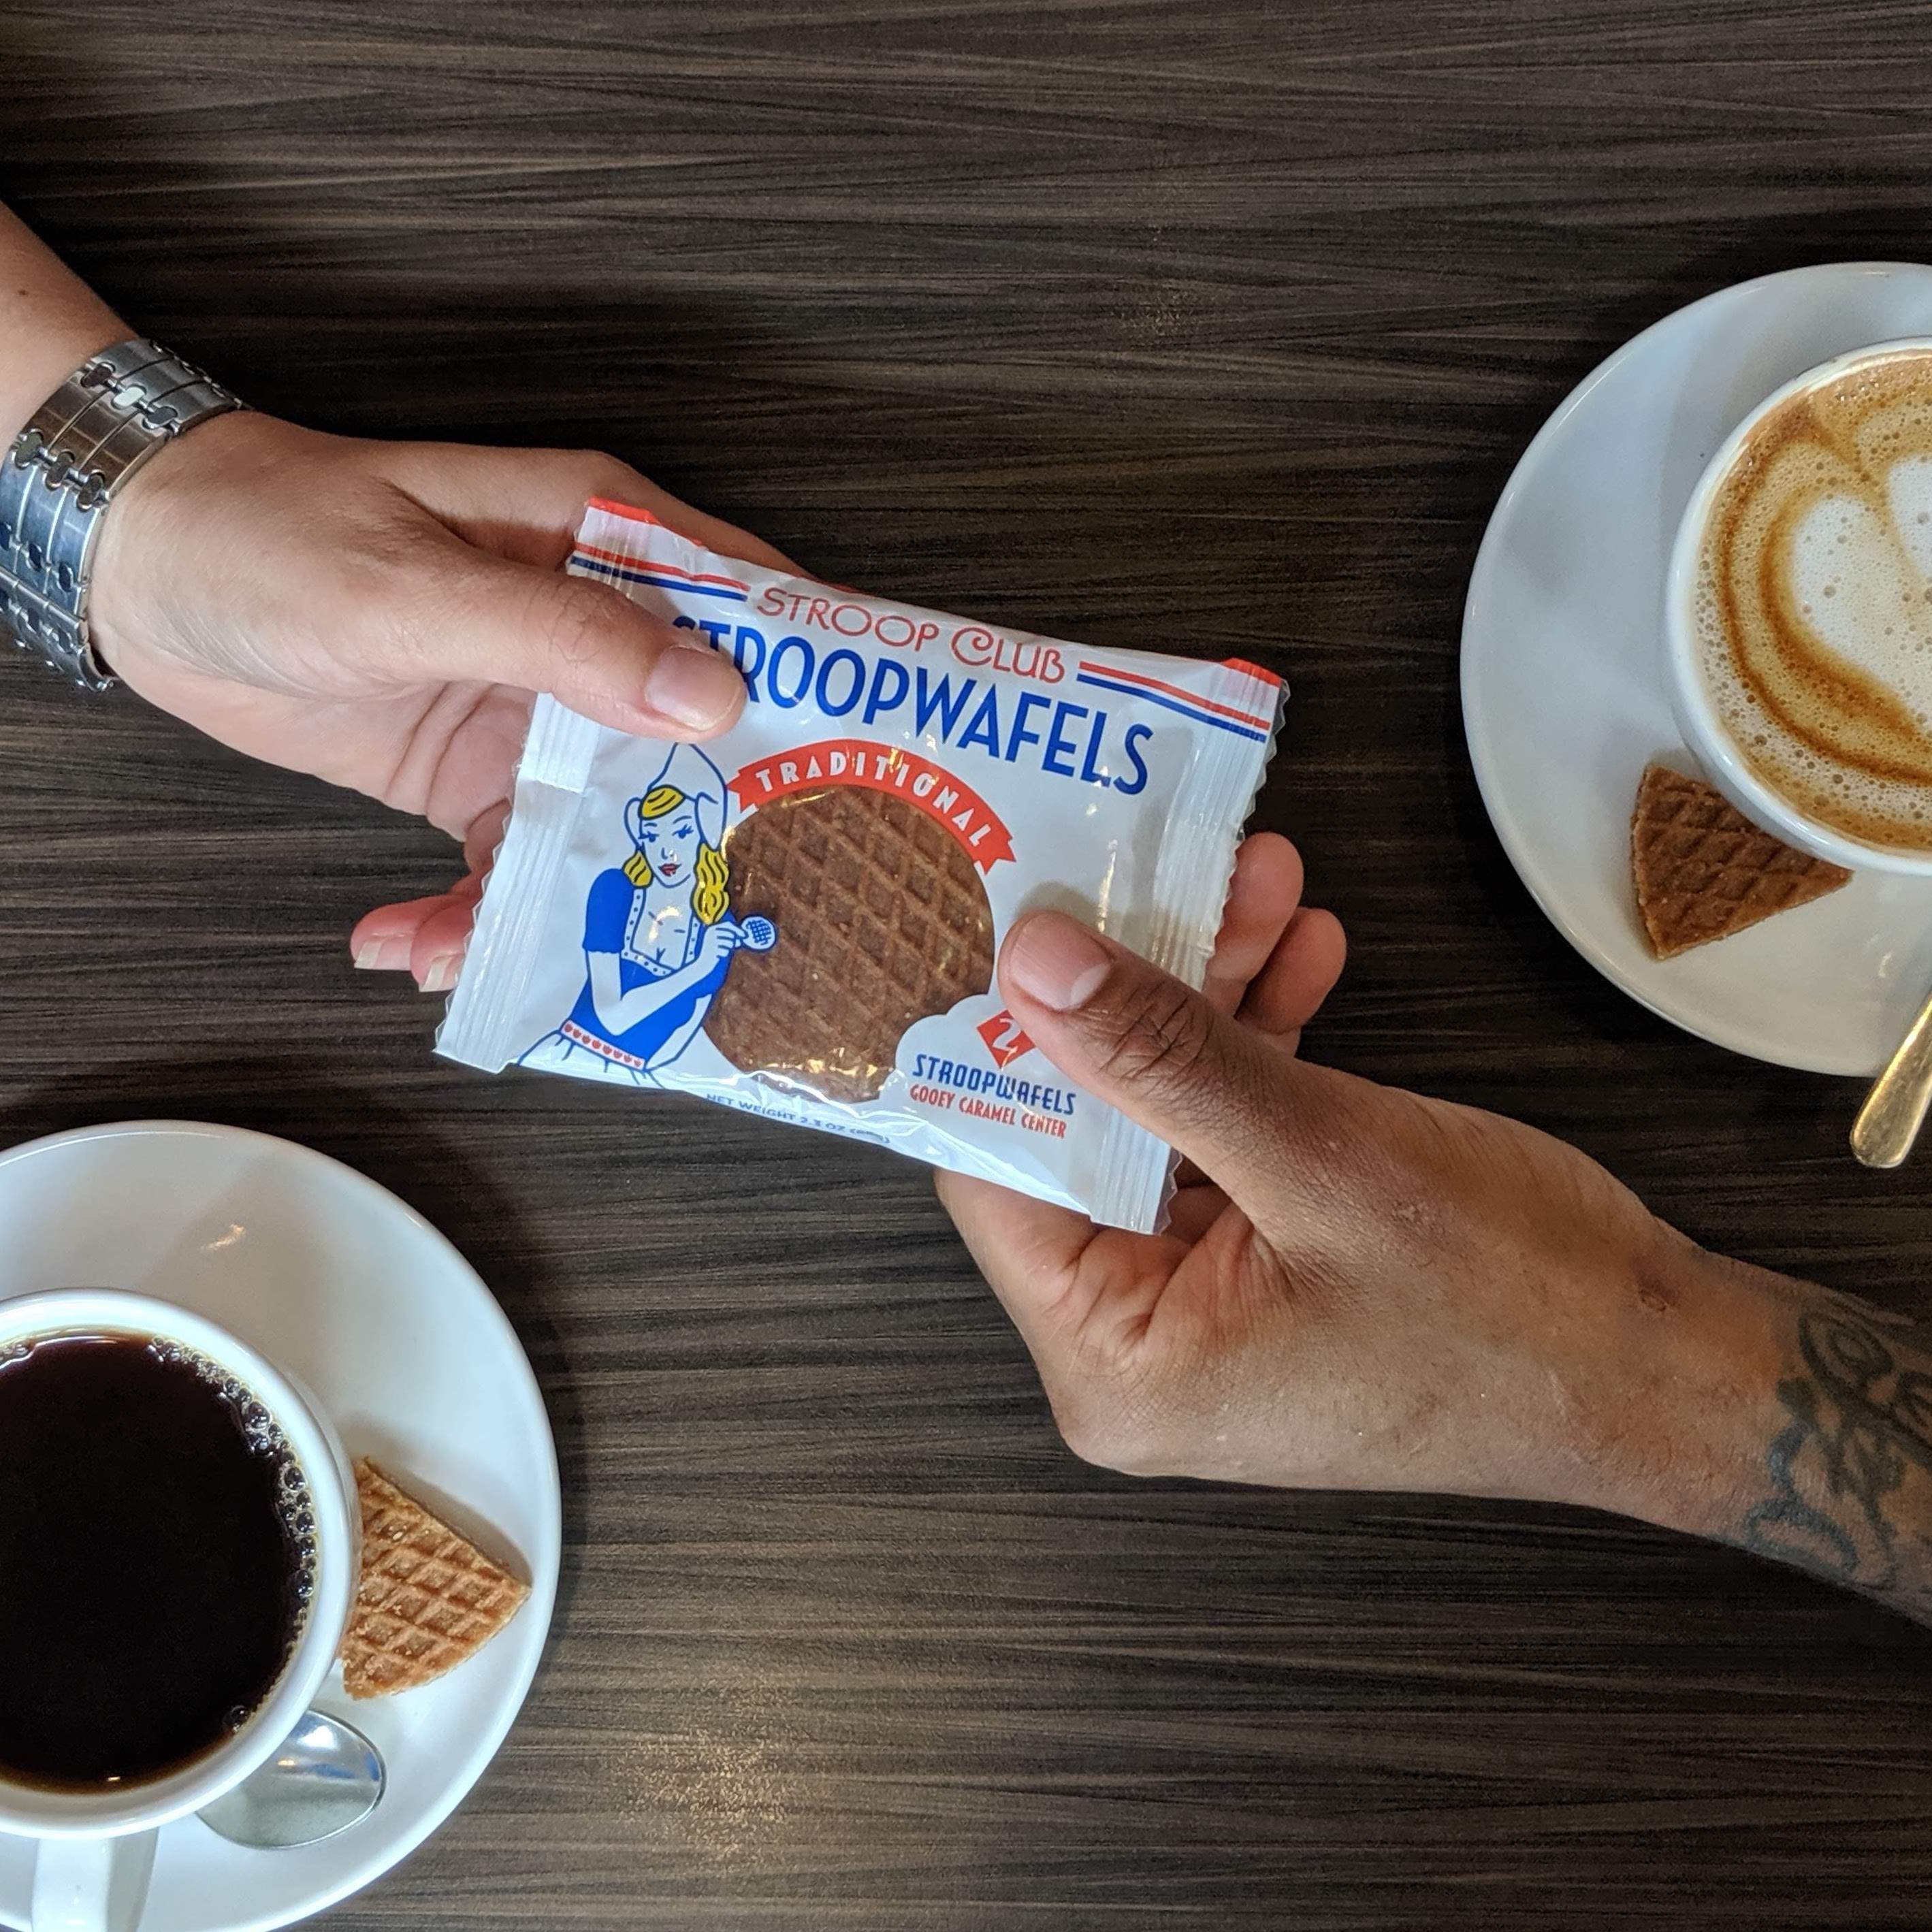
[0,318,124,453]
[1578,1239,1805,1545]
[3,342,245,689]
[1585,1241,1932,1626]
[0,212,125,452]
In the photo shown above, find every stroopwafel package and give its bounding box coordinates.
[437,499,1283,1231]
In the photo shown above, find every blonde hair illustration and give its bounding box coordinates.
[623,784,730,925]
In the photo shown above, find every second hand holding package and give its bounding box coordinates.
[438,500,1283,1232]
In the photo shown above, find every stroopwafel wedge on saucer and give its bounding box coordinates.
[341,1459,528,1700]
[1631,762,1852,959]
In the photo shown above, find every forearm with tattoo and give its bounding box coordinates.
[1732,1293,1932,1624]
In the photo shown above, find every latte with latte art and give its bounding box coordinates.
[1695,347,1932,854]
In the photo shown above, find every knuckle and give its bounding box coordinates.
[354,505,433,581]
[1089,974,1214,1094]
[536,577,626,671]
[341,519,432,619]
[364,557,454,666]
[1047,1379,1170,1478]
[329,509,460,664]
[1050,1390,1121,1470]
[570,447,649,500]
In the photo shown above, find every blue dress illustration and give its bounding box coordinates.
[519,743,772,1086]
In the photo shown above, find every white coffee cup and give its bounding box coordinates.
[1664,335,1932,878]
[0,1291,358,1932]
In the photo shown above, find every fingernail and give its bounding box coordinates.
[1003,913,1112,1012]
[354,937,411,972]
[644,643,742,731]
[419,954,460,994]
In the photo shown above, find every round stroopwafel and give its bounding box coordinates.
[704,786,995,1102]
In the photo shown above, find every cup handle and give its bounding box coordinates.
[30,1833,158,1932]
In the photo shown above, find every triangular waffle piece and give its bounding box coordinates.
[341,1460,528,1700]
[1631,762,1852,959]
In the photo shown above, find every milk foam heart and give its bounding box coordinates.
[1694,348,1932,852]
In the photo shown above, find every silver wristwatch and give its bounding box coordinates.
[0,339,243,690]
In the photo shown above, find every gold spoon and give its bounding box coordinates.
[1852,984,1932,1168]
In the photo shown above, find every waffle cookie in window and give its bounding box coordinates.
[704,786,995,1104]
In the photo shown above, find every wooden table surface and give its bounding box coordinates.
[6,2,1932,1925]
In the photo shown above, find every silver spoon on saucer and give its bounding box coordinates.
[197,1708,385,1849]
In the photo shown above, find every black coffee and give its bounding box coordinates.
[0,1332,315,1790]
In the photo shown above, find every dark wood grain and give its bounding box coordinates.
[6,1,1932,1924]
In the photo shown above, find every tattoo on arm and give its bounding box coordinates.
[1740,1300,1932,1622]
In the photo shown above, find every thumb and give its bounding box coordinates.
[999,911,1300,1221]
[403,534,745,737]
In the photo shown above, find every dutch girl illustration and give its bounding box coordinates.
[520,742,773,1084]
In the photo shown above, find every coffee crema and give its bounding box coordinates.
[0,1334,317,1792]
[1695,348,1932,852]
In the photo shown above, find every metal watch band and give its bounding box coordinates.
[0,339,243,690]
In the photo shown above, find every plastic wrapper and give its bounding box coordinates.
[438,500,1283,1231]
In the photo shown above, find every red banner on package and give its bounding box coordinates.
[729,739,1016,872]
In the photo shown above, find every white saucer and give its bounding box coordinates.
[1463,261,1932,1076]
[0,1122,561,1932]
